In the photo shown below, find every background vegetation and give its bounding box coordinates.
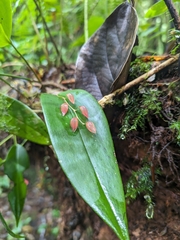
[1,0,180,239]
[0,0,177,70]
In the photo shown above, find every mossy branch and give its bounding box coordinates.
[99,54,180,108]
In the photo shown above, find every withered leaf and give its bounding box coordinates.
[75,2,138,100]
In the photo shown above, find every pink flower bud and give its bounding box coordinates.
[86,121,96,134]
[79,106,89,118]
[67,93,75,104]
[24,178,29,185]
[60,103,69,116]
[70,117,78,132]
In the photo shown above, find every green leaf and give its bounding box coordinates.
[8,181,27,226]
[4,144,30,181]
[0,212,24,238]
[0,0,12,47]
[0,94,50,145]
[41,90,129,240]
[4,144,29,225]
[0,157,6,166]
[145,0,180,18]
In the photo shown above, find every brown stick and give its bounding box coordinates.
[98,54,179,108]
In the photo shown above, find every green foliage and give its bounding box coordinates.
[125,164,155,219]
[0,144,29,238]
[145,0,180,18]
[0,0,12,47]
[0,0,125,65]
[0,175,10,194]
[170,121,180,146]
[145,1,168,18]
[41,89,129,240]
[126,164,153,200]
[129,58,152,79]
[167,81,180,145]
[0,94,50,145]
[4,144,30,225]
[1,1,180,238]
[118,87,162,139]
[0,213,24,238]
[136,0,174,55]
[0,0,171,66]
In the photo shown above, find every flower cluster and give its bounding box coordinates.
[60,93,96,134]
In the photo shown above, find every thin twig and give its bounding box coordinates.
[0,73,39,83]
[26,2,49,62]
[164,0,180,30]
[41,81,68,90]
[10,40,42,82]
[99,54,180,108]
[84,0,88,42]
[33,0,63,65]
[61,78,75,85]
[0,77,23,95]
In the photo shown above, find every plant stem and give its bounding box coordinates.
[21,139,27,146]
[0,134,13,146]
[164,0,180,30]
[13,135,17,145]
[26,2,50,64]
[60,96,85,125]
[0,77,22,94]
[0,73,35,83]
[33,0,64,65]
[9,40,42,82]
[84,0,88,42]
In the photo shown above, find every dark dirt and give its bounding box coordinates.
[1,62,180,240]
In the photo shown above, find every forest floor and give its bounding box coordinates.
[1,61,180,240]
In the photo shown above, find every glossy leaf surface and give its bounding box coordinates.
[0,94,50,145]
[4,144,30,225]
[41,90,129,240]
[0,0,12,47]
[75,2,138,100]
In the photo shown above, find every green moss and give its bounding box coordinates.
[129,58,151,79]
[118,86,162,139]
[125,163,160,219]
